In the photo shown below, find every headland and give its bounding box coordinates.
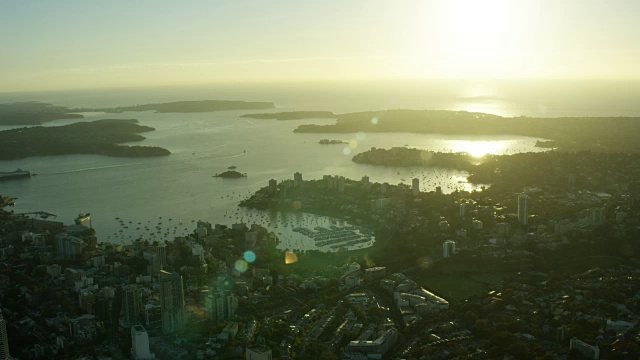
[0,119,171,160]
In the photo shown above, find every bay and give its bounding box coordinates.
[4,79,638,249]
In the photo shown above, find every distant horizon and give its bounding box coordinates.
[3,1,640,92]
[3,77,640,95]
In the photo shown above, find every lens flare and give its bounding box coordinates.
[285,250,298,264]
[234,259,248,273]
[243,250,256,263]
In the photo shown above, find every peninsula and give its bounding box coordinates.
[294,109,640,152]
[352,147,477,170]
[75,100,275,113]
[0,101,84,125]
[0,119,170,160]
[0,100,277,125]
[240,111,335,120]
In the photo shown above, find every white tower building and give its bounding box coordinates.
[443,240,456,258]
[131,325,155,359]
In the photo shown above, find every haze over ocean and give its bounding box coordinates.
[2,79,640,117]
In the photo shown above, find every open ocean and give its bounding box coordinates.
[1,79,639,250]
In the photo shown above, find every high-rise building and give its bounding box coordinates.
[123,285,142,327]
[159,271,184,333]
[412,178,420,196]
[131,325,155,359]
[337,176,346,193]
[0,309,9,360]
[56,234,84,259]
[226,293,238,319]
[459,202,467,218]
[144,245,167,274]
[496,222,511,238]
[246,344,272,360]
[206,291,238,321]
[206,291,226,322]
[324,175,336,190]
[147,245,167,269]
[293,172,303,188]
[442,240,456,258]
[361,176,371,191]
[569,337,599,360]
[518,194,528,225]
[268,179,277,192]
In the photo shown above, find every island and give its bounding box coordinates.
[0,119,171,160]
[74,100,275,113]
[294,109,640,152]
[319,139,348,145]
[213,170,247,178]
[0,101,84,125]
[240,111,335,120]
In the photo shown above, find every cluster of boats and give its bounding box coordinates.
[107,216,192,243]
[292,225,373,249]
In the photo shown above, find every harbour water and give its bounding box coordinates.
[2,80,638,250]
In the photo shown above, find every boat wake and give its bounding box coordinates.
[40,162,149,175]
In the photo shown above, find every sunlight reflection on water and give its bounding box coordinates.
[449,140,506,157]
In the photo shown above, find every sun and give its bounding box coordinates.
[446,0,512,57]
[413,0,523,78]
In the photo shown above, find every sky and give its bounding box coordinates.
[1,0,640,92]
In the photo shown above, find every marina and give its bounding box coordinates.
[294,225,374,250]
[101,205,375,253]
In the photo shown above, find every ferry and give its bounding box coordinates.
[0,169,32,181]
[75,213,91,225]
